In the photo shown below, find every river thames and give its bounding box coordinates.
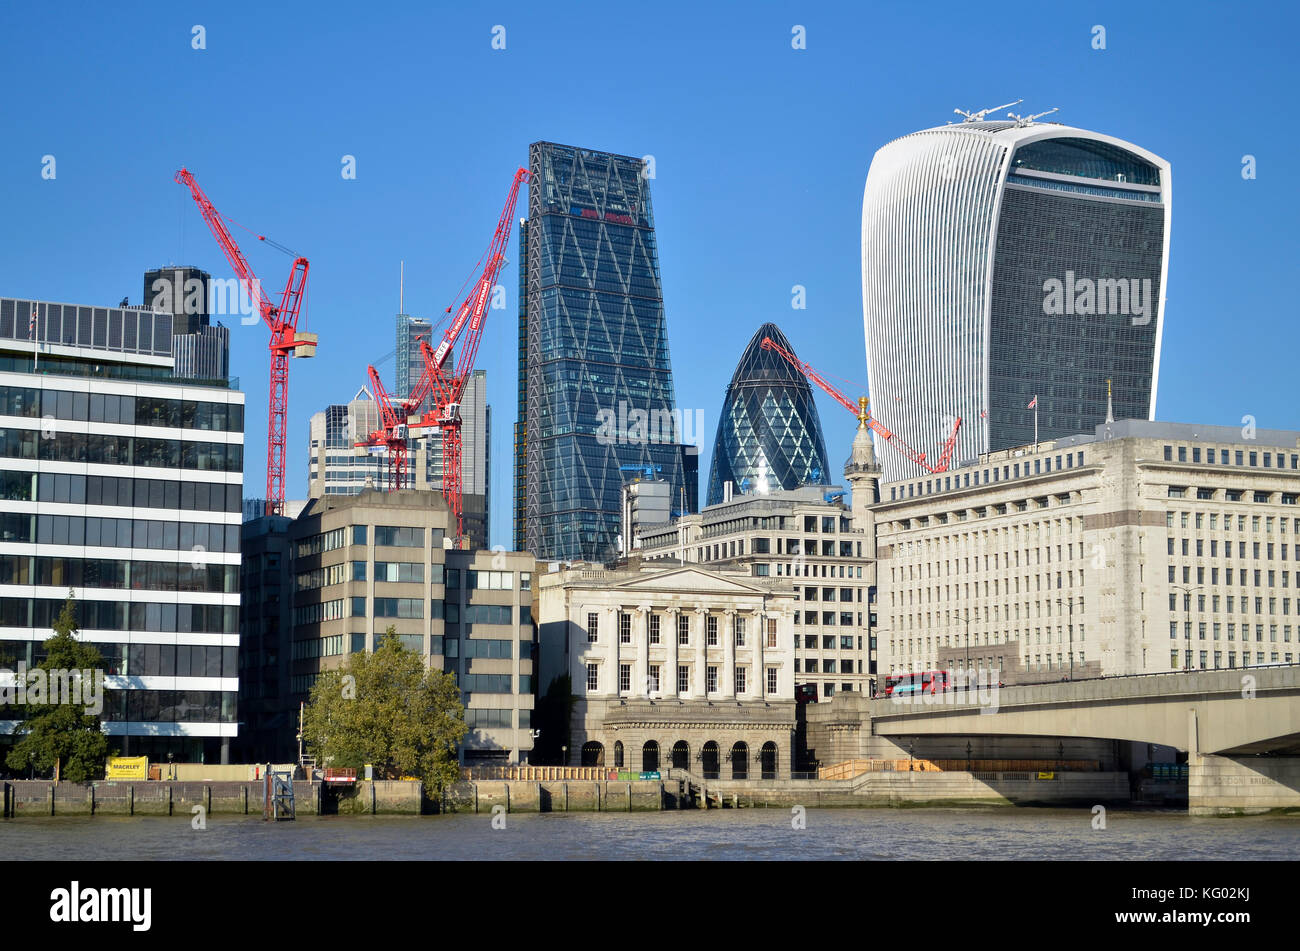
[8,808,1299,860]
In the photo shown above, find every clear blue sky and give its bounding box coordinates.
[1,1,1296,547]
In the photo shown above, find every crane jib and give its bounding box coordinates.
[469,278,491,331]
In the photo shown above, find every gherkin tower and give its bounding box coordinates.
[706,323,831,506]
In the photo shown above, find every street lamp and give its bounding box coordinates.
[1171,584,1203,670]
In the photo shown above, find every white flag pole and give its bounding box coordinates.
[32,307,39,370]
[1033,395,1038,448]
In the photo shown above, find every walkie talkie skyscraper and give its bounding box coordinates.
[861,111,1171,481]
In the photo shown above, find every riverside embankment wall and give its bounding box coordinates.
[0,771,1144,817]
[442,771,1131,812]
[2,780,326,817]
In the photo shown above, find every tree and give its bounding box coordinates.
[5,595,112,782]
[300,628,467,792]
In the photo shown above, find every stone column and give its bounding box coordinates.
[608,606,620,697]
[694,607,707,699]
[634,603,651,698]
[723,608,737,699]
[667,608,680,698]
[756,604,767,697]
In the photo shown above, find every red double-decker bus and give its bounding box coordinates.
[883,670,952,697]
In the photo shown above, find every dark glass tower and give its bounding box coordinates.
[517,142,696,562]
[143,265,209,335]
[395,313,432,414]
[706,323,831,506]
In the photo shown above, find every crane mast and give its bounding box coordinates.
[759,336,961,474]
[413,166,530,545]
[175,168,317,516]
[355,167,530,545]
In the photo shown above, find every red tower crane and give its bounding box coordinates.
[355,167,530,544]
[759,336,961,473]
[356,325,437,492]
[359,361,428,492]
[413,166,530,545]
[175,168,317,516]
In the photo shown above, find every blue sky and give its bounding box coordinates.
[1,1,1296,547]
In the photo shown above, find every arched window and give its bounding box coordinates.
[701,741,720,779]
[580,741,604,767]
[613,741,624,769]
[642,740,660,773]
[730,742,749,780]
[760,741,778,779]
[671,740,690,770]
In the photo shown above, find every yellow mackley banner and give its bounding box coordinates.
[106,756,148,779]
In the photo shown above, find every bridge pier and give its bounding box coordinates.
[1189,755,1300,816]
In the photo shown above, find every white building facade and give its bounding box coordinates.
[875,420,1300,684]
[537,563,797,777]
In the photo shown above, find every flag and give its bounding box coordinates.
[29,308,36,336]
[1027,396,1038,409]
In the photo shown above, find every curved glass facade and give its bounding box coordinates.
[861,121,1171,481]
[1010,137,1160,185]
[706,323,831,506]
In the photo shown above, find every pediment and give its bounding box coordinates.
[611,566,768,596]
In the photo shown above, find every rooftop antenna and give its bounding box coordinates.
[399,260,404,314]
[954,99,1022,122]
[1007,107,1059,127]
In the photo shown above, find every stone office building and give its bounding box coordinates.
[636,424,884,699]
[875,419,1300,683]
[277,489,536,765]
[537,562,797,778]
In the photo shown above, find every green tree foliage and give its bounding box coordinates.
[301,628,467,791]
[5,595,112,782]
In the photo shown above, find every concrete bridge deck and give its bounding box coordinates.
[864,666,1300,815]
[870,666,1300,755]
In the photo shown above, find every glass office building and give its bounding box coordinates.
[0,295,244,763]
[706,323,831,505]
[861,118,1171,482]
[395,313,433,416]
[517,142,696,562]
